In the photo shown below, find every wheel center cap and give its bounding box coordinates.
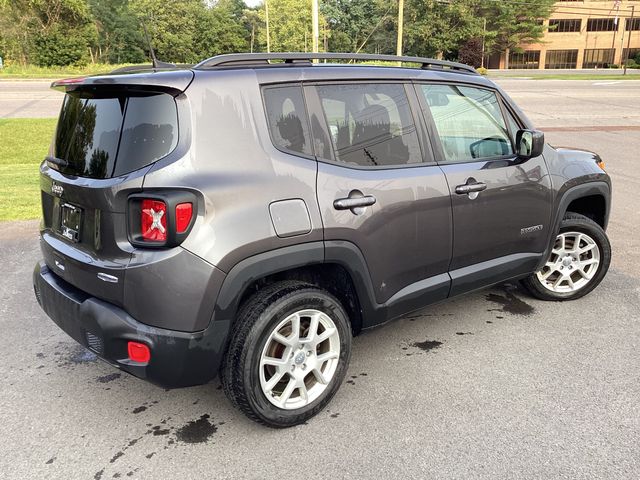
[563,257,573,267]
[294,351,306,365]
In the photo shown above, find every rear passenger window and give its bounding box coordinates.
[263,86,312,156]
[419,84,513,163]
[314,83,422,167]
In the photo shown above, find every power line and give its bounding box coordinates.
[467,0,636,13]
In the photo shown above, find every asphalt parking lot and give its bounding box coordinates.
[0,80,639,479]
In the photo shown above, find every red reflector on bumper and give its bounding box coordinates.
[127,341,151,363]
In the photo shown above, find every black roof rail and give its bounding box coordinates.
[193,52,478,75]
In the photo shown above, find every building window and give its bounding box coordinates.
[583,49,616,68]
[509,50,540,69]
[545,50,579,69]
[626,18,640,31]
[586,18,618,32]
[549,19,582,33]
[623,48,640,62]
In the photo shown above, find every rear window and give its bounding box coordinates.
[52,92,178,178]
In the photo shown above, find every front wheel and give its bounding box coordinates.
[220,281,352,428]
[522,212,611,301]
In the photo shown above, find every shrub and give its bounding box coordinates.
[31,29,89,67]
[476,67,488,75]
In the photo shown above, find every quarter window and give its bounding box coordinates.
[263,86,312,156]
[420,84,514,163]
[313,83,422,167]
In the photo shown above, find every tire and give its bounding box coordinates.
[521,212,611,301]
[220,280,352,428]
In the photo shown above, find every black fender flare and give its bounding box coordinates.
[210,240,381,331]
[536,181,610,270]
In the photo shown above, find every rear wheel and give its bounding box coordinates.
[522,212,611,301]
[220,281,351,428]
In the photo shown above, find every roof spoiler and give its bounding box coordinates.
[50,69,194,95]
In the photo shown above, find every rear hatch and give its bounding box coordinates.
[40,69,193,305]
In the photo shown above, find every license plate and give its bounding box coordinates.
[60,203,82,243]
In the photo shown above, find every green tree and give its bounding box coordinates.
[89,0,146,63]
[0,0,96,66]
[320,0,384,52]
[129,0,249,63]
[243,8,265,53]
[477,0,555,64]
[129,0,202,63]
[401,0,482,58]
[257,0,313,52]
[194,5,250,58]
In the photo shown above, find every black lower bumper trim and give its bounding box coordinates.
[33,261,230,388]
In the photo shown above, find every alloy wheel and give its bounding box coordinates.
[536,231,600,293]
[259,309,341,410]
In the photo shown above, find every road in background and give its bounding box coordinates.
[495,79,640,128]
[0,81,61,118]
[0,80,639,479]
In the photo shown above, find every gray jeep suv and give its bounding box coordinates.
[33,53,611,427]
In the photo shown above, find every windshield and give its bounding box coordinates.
[52,92,178,179]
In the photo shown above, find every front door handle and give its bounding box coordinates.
[455,182,487,195]
[333,195,377,210]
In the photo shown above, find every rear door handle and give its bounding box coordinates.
[455,182,487,195]
[333,195,376,210]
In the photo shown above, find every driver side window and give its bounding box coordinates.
[420,84,513,163]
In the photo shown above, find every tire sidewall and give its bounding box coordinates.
[241,289,351,427]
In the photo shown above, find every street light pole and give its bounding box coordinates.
[481,17,487,68]
[312,0,319,53]
[624,5,635,75]
[397,0,405,58]
[265,0,271,53]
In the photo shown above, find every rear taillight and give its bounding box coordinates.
[128,191,197,248]
[175,203,193,234]
[141,199,168,242]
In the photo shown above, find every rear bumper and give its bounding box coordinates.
[33,261,230,388]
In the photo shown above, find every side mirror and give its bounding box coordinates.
[515,129,544,159]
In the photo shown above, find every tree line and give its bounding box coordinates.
[0,0,556,68]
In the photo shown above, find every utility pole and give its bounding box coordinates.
[481,17,487,68]
[312,0,319,53]
[396,0,405,58]
[265,0,271,53]
[624,5,635,75]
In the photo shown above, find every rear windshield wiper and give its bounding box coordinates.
[45,155,69,168]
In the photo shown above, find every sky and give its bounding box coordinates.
[244,0,262,6]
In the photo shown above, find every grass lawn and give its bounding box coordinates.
[0,118,56,221]
[0,63,134,79]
